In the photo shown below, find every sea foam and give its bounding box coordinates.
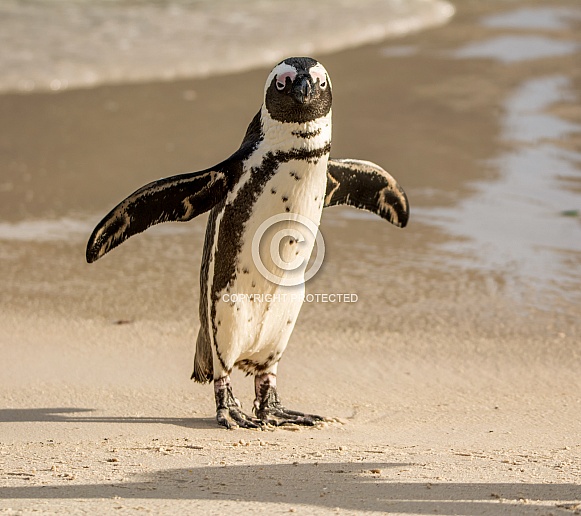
[0,0,454,94]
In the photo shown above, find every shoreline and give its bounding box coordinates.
[0,0,454,95]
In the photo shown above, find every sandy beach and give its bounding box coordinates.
[1,0,580,514]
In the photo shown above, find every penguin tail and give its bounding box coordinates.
[191,328,213,384]
[191,362,212,384]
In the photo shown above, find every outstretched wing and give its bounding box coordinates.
[86,110,264,264]
[325,158,409,228]
[86,167,229,263]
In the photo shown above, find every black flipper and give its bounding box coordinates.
[86,111,264,264]
[86,167,229,263]
[324,158,409,228]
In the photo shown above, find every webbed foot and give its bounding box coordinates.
[214,376,262,430]
[254,373,323,426]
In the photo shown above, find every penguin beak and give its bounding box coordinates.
[292,75,313,104]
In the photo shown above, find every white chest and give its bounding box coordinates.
[208,110,331,365]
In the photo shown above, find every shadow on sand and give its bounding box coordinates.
[0,407,215,430]
[1,461,580,514]
[2,409,580,513]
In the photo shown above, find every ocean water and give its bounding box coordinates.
[415,75,581,301]
[0,0,454,94]
[413,5,581,305]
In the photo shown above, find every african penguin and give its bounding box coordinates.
[86,57,409,429]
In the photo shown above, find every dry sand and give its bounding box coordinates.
[1,0,580,514]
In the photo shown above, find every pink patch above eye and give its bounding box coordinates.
[276,71,296,88]
[310,69,327,86]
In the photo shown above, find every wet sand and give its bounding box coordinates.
[1,0,581,514]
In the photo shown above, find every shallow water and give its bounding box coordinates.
[453,35,579,63]
[416,75,581,300]
[413,5,581,304]
[0,0,453,93]
[481,6,581,31]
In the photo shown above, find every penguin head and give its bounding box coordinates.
[264,57,332,124]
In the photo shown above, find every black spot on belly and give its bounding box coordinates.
[281,196,288,202]
[289,171,301,181]
[285,207,290,212]
[242,267,249,274]
[271,187,277,194]
[236,358,277,375]
[210,143,332,362]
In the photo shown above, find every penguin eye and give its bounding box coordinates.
[319,80,327,90]
[276,80,286,91]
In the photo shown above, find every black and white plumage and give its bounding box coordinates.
[86,57,409,429]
